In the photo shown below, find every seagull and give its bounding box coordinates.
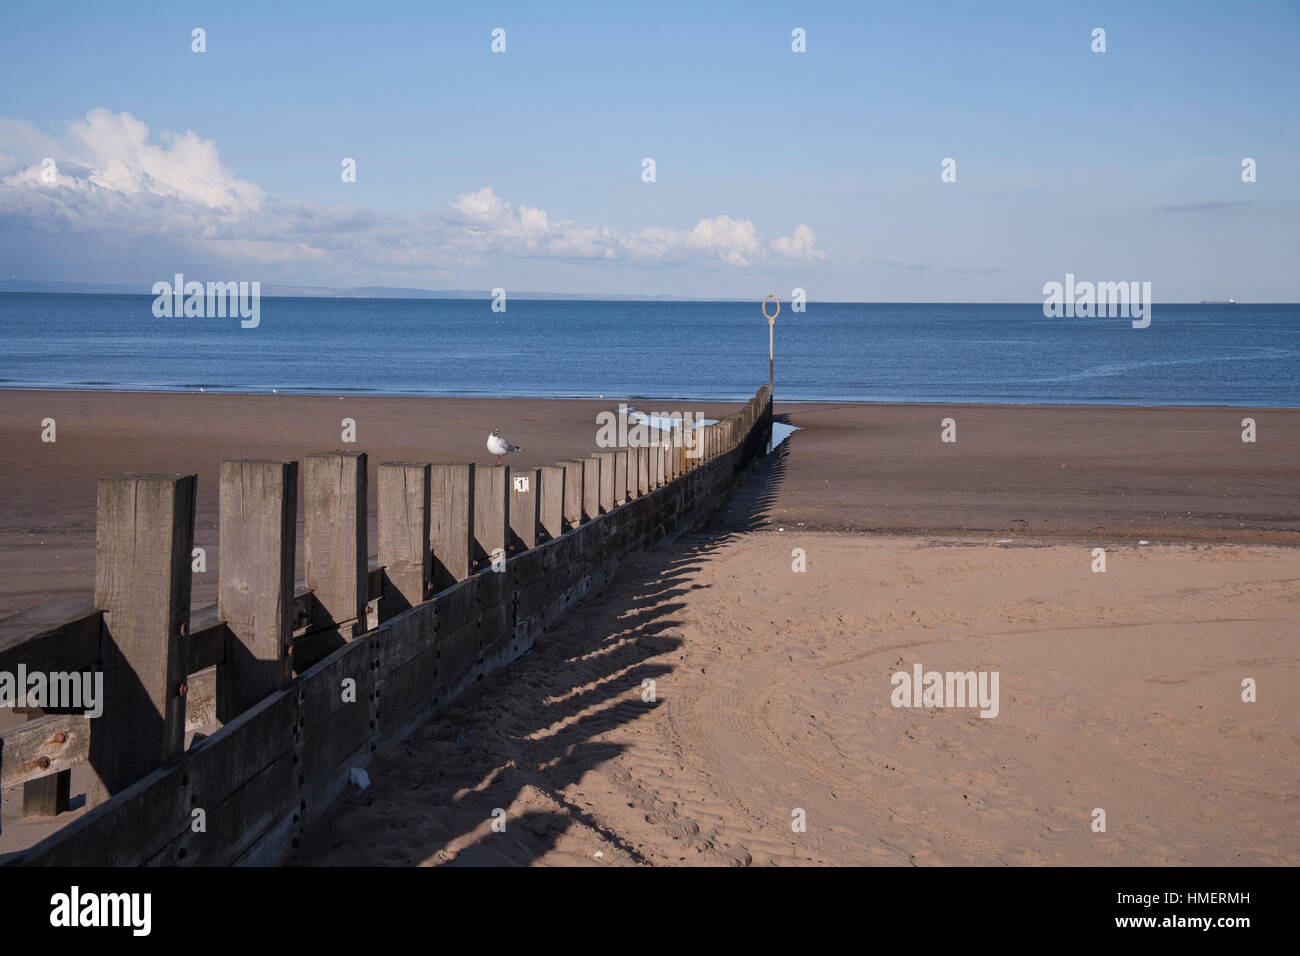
[487,428,521,466]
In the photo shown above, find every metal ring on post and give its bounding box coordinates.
[762,295,780,322]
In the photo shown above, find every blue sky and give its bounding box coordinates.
[1,0,1297,300]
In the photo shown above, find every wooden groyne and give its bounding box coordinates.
[0,388,772,865]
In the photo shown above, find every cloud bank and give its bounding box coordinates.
[0,109,824,277]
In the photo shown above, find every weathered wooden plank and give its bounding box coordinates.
[295,637,375,793]
[88,473,195,808]
[649,431,663,488]
[614,449,629,505]
[430,463,474,591]
[473,465,509,570]
[22,686,297,866]
[149,749,296,866]
[508,466,541,551]
[595,451,616,513]
[378,461,432,617]
[537,465,565,542]
[582,457,600,520]
[0,606,100,676]
[509,543,546,592]
[636,445,649,496]
[186,620,226,674]
[432,574,478,636]
[218,459,297,723]
[0,712,90,790]
[304,452,367,636]
[558,459,585,529]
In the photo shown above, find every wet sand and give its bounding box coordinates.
[767,403,1299,542]
[1,392,1294,628]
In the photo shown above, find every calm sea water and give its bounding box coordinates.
[1,294,1297,406]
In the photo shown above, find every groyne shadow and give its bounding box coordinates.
[288,440,789,867]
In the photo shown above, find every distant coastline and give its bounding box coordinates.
[3,281,1294,305]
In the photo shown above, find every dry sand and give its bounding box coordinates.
[1,392,1296,864]
[290,527,1299,866]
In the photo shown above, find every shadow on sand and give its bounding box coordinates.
[288,430,792,866]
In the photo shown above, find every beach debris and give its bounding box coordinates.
[487,428,521,466]
[594,850,604,859]
[349,767,370,791]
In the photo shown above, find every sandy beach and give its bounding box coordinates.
[1,391,1295,627]
[1,391,1296,864]
[289,524,1299,866]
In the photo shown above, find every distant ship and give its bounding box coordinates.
[1200,299,1237,304]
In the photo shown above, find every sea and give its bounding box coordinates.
[1,295,1296,406]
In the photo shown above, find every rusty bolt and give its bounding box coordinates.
[52,731,68,744]
[37,756,51,769]
[177,681,188,696]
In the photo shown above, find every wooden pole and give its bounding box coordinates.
[473,465,510,569]
[304,452,368,637]
[582,457,600,520]
[614,449,629,505]
[218,459,297,722]
[509,466,541,551]
[538,465,566,540]
[430,463,475,591]
[558,459,585,528]
[595,452,616,513]
[377,462,432,618]
[88,473,196,807]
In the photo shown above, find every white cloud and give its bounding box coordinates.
[0,109,823,275]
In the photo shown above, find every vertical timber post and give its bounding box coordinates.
[377,461,432,618]
[88,473,196,807]
[430,463,474,592]
[304,452,368,638]
[218,459,297,722]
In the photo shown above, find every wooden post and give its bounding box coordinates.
[558,459,585,528]
[473,466,510,569]
[217,459,297,723]
[595,452,616,513]
[582,457,600,520]
[88,473,195,807]
[538,465,566,540]
[650,433,663,489]
[378,462,431,617]
[509,466,541,550]
[304,452,367,637]
[682,422,697,470]
[636,446,649,496]
[22,711,70,816]
[614,449,629,505]
[430,463,474,592]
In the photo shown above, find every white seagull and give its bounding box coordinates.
[487,428,521,466]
